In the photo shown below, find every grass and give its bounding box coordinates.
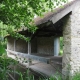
[59,50,63,56]
[59,37,63,56]
[71,72,80,80]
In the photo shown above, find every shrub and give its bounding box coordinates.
[71,72,80,80]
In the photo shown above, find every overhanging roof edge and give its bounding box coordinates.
[35,0,77,25]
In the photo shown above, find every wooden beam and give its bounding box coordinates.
[14,39,16,51]
[28,42,31,55]
[6,49,62,65]
[34,0,76,26]
[36,33,62,37]
[6,50,51,64]
[54,37,60,56]
[38,29,62,32]
[28,41,32,65]
[29,62,62,77]
[50,6,72,24]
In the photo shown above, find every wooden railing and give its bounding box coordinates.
[6,49,62,65]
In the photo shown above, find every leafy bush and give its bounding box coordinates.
[0,55,18,80]
[71,72,80,80]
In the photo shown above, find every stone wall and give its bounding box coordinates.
[7,36,54,55]
[37,37,54,55]
[7,37,37,54]
[16,39,28,53]
[7,37,14,51]
[62,0,80,79]
[31,37,37,53]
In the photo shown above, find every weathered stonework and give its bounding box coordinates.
[37,37,54,55]
[7,37,14,51]
[7,36,54,55]
[62,0,80,79]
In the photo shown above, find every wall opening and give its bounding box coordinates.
[59,37,63,56]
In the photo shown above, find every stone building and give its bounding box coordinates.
[6,0,80,79]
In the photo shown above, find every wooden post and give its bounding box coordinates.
[14,39,16,51]
[28,41,32,66]
[14,39,16,78]
[54,37,60,56]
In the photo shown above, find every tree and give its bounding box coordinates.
[0,0,68,31]
[0,0,68,54]
[0,0,68,47]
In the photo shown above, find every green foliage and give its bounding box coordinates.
[0,0,52,31]
[59,37,63,55]
[0,0,68,55]
[7,28,31,42]
[0,0,68,43]
[0,1,68,79]
[0,55,18,80]
[71,72,80,80]
[0,22,8,36]
[0,0,68,32]
[0,45,6,56]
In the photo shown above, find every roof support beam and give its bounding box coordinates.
[51,8,72,24]
[14,39,16,51]
[54,37,60,56]
[28,41,32,66]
